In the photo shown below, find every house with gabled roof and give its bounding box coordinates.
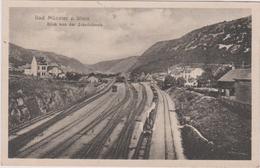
[218,68,251,104]
[145,73,153,81]
[24,56,48,77]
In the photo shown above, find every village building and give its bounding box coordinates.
[32,56,48,77]
[145,73,153,81]
[48,66,63,77]
[168,66,204,87]
[188,68,204,79]
[24,56,48,77]
[22,64,32,75]
[217,68,251,103]
[87,76,99,83]
[170,67,204,81]
[24,68,32,75]
[184,80,198,87]
[57,73,66,79]
[79,76,89,82]
[234,75,251,105]
[152,72,168,82]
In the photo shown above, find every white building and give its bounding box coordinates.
[31,56,48,77]
[48,66,63,77]
[24,69,32,75]
[24,56,49,77]
[170,67,204,81]
[188,68,204,79]
[87,76,99,83]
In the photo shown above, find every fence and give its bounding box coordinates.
[186,87,251,119]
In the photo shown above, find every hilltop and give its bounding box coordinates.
[9,43,93,73]
[9,43,138,74]
[89,56,138,74]
[9,16,251,75]
[131,16,251,74]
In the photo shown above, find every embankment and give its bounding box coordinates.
[9,76,97,129]
[168,87,251,160]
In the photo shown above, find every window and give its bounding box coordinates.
[38,66,40,70]
[42,66,46,70]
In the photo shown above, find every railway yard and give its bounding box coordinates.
[8,81,184,159]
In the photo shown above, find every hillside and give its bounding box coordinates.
[90,56,138,74]
[169,88,251,159]
[132,16,251,74]
[9,43,93,73]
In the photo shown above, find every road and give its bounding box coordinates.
[8,82,185,159]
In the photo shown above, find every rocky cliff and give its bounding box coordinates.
[9,76,96,129]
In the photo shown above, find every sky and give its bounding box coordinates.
[10,8,251,64]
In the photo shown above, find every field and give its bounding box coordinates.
[168,87,251,160]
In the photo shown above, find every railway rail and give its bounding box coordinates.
[105,83,147,159]
[9,81,183,160]
[9,80,115,157]
[9,79,115,135]
[41,88,129,158]
[132,85,158,159]
[133,85,178,159]
[162,91,177,159]
[16,91,118,158]
[72,83,136,159]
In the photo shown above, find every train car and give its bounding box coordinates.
[112,85,117,92]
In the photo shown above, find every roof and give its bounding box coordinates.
[47,66,60,71]
[88,76,98,80]
[35,57,48,65]
[218,69,251,82]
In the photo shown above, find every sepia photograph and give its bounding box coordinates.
[2,4,258,166]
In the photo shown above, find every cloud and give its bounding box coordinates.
[10,8,251,64]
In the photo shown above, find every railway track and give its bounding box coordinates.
[9,80,114,135]
[132,85,158,159]
[41,93,127,158]
[72,83,137,159]
[162,91,177,159]
[132,85,177,160]
[15,90,118,158]
[9,81,115,158]
[105,83,147,159]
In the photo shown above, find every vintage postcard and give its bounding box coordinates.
[1,1,260,167]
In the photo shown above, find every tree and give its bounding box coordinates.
[164,75,176,89]
[176,77,186,87]
[197,67,215,87]
[65,72,83,81]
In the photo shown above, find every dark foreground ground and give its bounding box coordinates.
[168,87,251,160]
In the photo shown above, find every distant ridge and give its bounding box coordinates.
[9,43,139,74]
[9,43,93,73]
[89,56,139,74]
[131,16,251,74]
